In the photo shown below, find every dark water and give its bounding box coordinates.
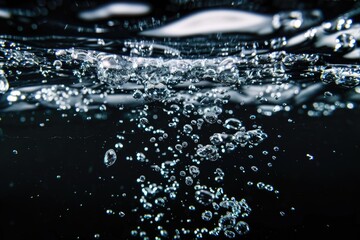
[0,0,360,239]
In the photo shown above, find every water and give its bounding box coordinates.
[0,0,359,239]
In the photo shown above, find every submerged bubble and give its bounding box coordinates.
[133,90,143,99]
[223,118,242,130]
[334,34,356,52]
[224,230,236,238]
[320,67,360,88]
[196,145,219,161]
[247,129,268,146]
[201,210,213,221]
[0,73,9,93]
[189,165,200,178]
[53,60,62,70]
[144,82,169,101]
[195,190,214,205]
[234,221,250,235]
[104,149,117,167]
[97,55,131,86]
[218,214,236,230]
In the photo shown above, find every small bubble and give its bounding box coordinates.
[251,166,258,172]
[183,124,193,134]
[257,182,265,189]
[189,165,200,177]
[265,185,274,191]
[97,39,105,45]
[185,176,193,186]
[334,33,356,52]
[12,149,18,155]
[0,73,9,93]
[133,90,143,99]
[53,60,62,70]
[201,210,213,221]
[224,230,236,238]
[119,211,125,217]
[104,149,117,167]
[137,175,146,183]
[324,91,333,97]
[223,118,242,130]
[234,221,250,235]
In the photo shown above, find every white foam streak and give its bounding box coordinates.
[141,10,273,37]
[79,2,151,21]
[0,9,11,19]
[344,48,360,59]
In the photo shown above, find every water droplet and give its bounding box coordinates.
[104,149,117,167]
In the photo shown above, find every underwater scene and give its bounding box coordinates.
[0,0,359,239]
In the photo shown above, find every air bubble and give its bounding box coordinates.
[218,214,236,230]
[234,221,250,235]
[189,165,200,178]
[201,210,213,221]
[0,73,9,93]
[185,176,193,186]
[195,190,214,205]
[183,124,193,134]
[224,230,236,238]
[133,90,143,99]
[223,118,242,130]
[104,149,117,167]
[334,34,356,52]
[53,60,62,70]
[196,145,219,161]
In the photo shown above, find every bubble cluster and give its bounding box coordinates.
[321,67,360,88]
